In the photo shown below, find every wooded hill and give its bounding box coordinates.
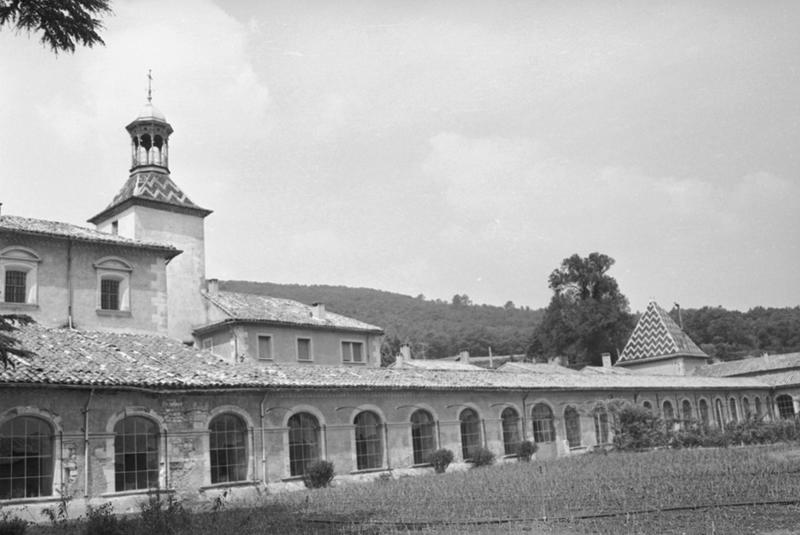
[219,281,542,360]
[219,281,800,364]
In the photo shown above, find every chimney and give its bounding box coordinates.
[311,302,326,320]
[400,344,411,360]
[458,350,470,363]
[206,278,219,295]
[601,352,612,368]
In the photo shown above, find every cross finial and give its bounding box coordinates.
[147,69,153,103]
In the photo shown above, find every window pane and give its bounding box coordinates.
[4,270,27,303]
[297,339,311,361]
[411,410,435,465]
[459,409,480,460]
[209,414,247,483]
[531,403,555,443]
[564,407,581,448]
[258,336,272,360]
[101,279,120,310]
[0,417,53,499]
[354,412,382,470]
[777,395,795,419]
[114,416,159,491]
[288,413,319,476]
[352,343,363,363]
[501,408,520,455]
[593,407,609,444]
[341,342,351,362]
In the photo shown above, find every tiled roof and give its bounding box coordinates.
[2,323,769,392]
[693,352,800,378]
[390,359,484,371]
[442,354,525,370]
[102,171,209,214]
[201,291,384,333]
[581,366,634,375]
[0,215,179,255]
[616,301,708,365]
[495,362,580,375]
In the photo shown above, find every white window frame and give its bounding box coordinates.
[93,256,132,313]
[257,333,274,361]
[296,337,313,362]
[0,246,41,306]
[341,340,365,364]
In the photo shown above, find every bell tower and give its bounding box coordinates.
[88,72,212,343]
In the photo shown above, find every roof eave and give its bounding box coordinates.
[88,196,213,225]
[615,353,710,367]
[193,318,384,336]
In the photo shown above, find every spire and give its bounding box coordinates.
[147,69,153,103]
[616,301,707,365]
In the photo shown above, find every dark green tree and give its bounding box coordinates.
[0,0,112,53]
[531,253,634,366]
[0,315,34,368]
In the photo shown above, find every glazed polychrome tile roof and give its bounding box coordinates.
[200,291,383,333]
[100,171,210,215]
[616,301,708,365]
[693,352,800,378]
[0,215,180,255]
[2,323,768,391]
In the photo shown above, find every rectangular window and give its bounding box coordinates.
[341,341,364,363]
[4,270,27,303]
[257,335,273,360]
[100,279,120,310]
[297,338,312,361]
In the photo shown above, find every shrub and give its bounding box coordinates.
[471,447,495,467]
[139,491,187,535]
[517,440,537,462]
[0,513,27,535]
[303,460,335,489]
[429,448,454,474]
[84,502,126,535]
[611,401,668,450]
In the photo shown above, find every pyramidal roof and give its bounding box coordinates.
[616,301,708,365]
[88,171,211,223]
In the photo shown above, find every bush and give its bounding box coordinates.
[471,447,495,467]
[84,502,126,535]
[429,448,454,474]
[611,401,668,450]
[517,440,537,461]
[139,491,187,535]
[303,460,335,489]
[0,513,27,535]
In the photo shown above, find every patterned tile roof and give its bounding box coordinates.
[616,301,708,365]
[693,352,800,378]
[201,291,384,333]
[98,171,210,216]
[0,215,180,255]
[2,323,769,392]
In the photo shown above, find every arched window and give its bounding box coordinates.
[642,401,652,411]
[354,411,383,470]
[531,403,555,443]
[1,247,40,305]
[114,416,159,491]
[288,413,320,476]
[0,416,53,499]
[564,407,581,448]
[681,400,693,422]
[500,408,521,455]
[699,399,710,425]
[755,397,762,418]
[209,414,247,484]
[410,410,436,465]
[593,406,609,445]
[742,397,751,419]
[459,409,481,461]
[715,399,725,428]
[662,401,675,424]
[776,395,795,419]
[729,398,738,423]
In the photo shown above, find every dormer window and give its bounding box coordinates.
[0,246,41,306]
[94,256,132,315]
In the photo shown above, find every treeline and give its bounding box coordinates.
[675,306,800,361]
[219,281,543,360]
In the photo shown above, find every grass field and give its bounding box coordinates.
[26,443,800,534]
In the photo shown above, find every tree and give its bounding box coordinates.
[0,314,34,368]
[0,0,111,54]
[531,253,634,367]
[451,294,472,307]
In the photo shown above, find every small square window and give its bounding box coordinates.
[342,341,364,363]
[297,338,312,361]
[258,335,273,360]
[100,279,121,310]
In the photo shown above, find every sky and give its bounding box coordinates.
[1,0,799,312]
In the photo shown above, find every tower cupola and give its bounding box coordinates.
[126,74,173,172]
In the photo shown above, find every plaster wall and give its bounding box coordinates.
[0,234,168,333]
